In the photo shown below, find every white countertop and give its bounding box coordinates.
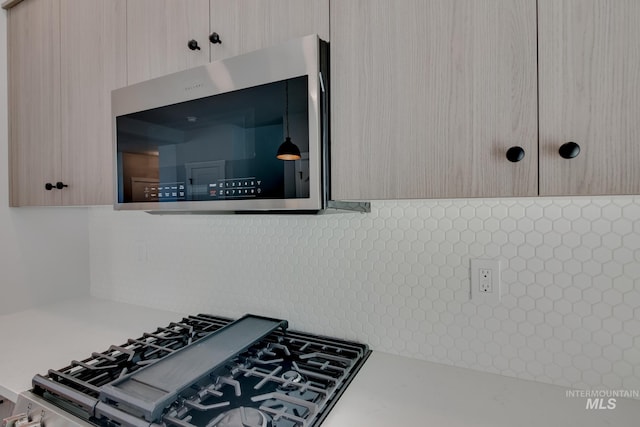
[0,297,184,402]
[1,297,638,426]
[323,352,640,427]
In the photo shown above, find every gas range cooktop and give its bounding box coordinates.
[11,314,370,427]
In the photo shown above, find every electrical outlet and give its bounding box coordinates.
[470,259,501,302]
[479,268,492,293]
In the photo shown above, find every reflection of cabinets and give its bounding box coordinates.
[331,0,640,200]
[7,0,126,206]
[120,153,159,203]
[127,0,329,84]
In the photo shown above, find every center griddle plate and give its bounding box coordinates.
[98,314,288,422]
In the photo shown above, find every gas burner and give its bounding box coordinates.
[278,370,306,391]
[212,407,271,427]
[28,314,370,427]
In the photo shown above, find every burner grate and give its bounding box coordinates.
[31,315,370,427]
[35,315,231,400]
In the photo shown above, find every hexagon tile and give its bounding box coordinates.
[89,196,640,394]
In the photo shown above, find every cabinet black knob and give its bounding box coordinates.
[187,39,201,51]
[506,146,525,162]
[209,32,222,44]
[45,182,68,190]
[559,141,581,159]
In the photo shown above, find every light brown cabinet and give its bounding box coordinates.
[8,0,639,205]
[6,0,327,207]
[8,0,61,206]
[538,0,640,196]
[208,0,329,62]
[331,0,640,200]
[7,0,126,206]
[60,0,127,205]
[126,0,329,84]
[126,0,210,85]
[330,0,538,200]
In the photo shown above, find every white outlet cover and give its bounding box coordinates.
[470,258,501,303]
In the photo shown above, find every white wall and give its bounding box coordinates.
[89,196,640,393]
[0,11,90,315]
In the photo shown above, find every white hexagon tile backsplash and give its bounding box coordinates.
[89,196,640,393]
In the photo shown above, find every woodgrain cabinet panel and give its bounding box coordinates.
[539,0,640,196]
[60,0,126,205]
[7,0,126,206]
[126,0,327,81]
[7,0,61,206]
[330,0,538,200]
[126,0,210,85]
[8,0,640,205]
[209,0,329,61]
[7,0,327,207]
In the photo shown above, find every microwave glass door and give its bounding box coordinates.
[115,76,309,205]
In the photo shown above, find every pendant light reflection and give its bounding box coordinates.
[276,137,301,160]
[276,80,301,161]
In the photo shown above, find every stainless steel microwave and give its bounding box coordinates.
[112,34,368,214]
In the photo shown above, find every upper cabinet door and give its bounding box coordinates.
[7,0,62,206]
[330,0,538,200]
[209,0,329,61]
[539,0,640,196]
[126,0,210,85]
[60,0,127,206]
